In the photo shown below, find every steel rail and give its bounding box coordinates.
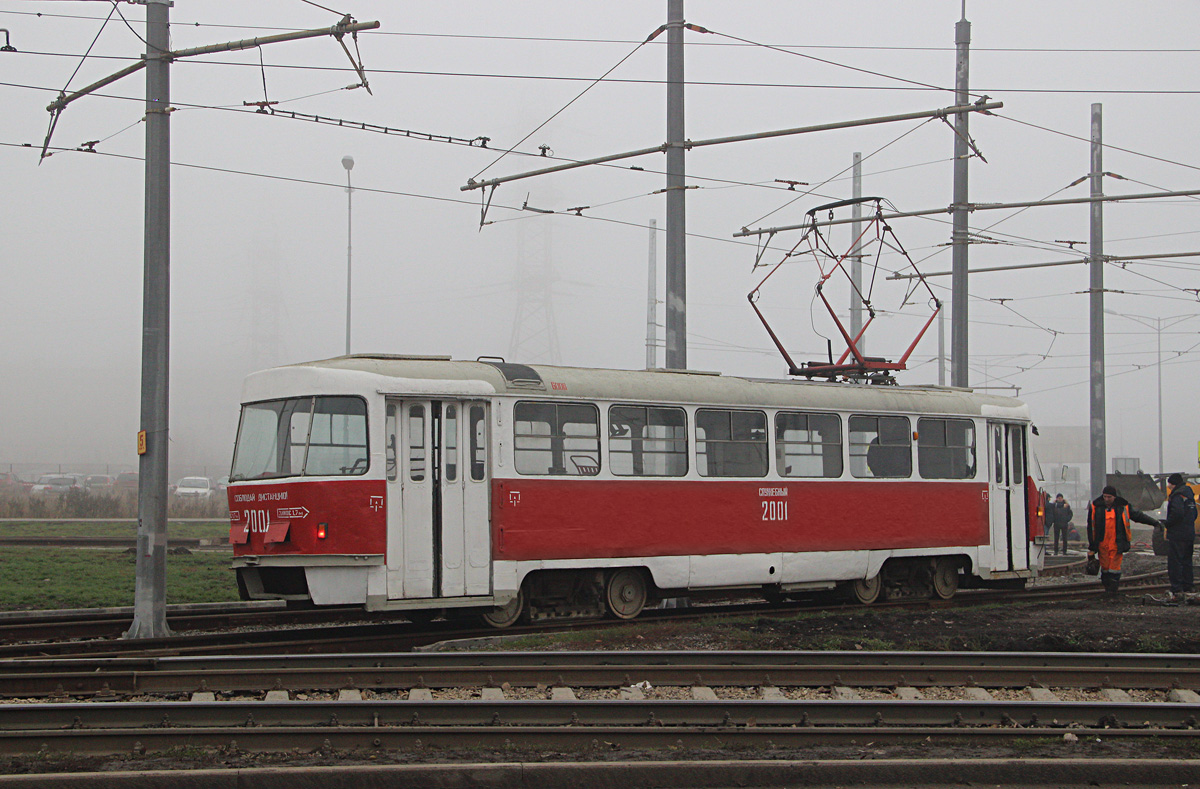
[5,758,1197,789]
[7,697,1200,731]
[0,715,1196,757]
[2,651,1197,698]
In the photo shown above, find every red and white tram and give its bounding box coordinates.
[227,355,1046,627]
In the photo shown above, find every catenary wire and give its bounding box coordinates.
[468,35,651,180]
[12,10,1200,53]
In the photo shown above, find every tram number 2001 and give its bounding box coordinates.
[243,510,272,533]
[761,500,788,521]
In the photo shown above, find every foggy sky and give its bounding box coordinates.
[3,1,1200,479]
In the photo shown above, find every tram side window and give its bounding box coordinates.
[776,412,842,478]
[849,415,911,478]
[696,409,767,478]
[609,405,688,477]
[469,405,487,481]
[304,397,369,476]
[917,417,975,479]
[514,402,601,476]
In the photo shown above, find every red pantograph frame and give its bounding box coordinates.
[747,197,941,379]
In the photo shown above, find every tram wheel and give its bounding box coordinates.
[931,559,960,600]
[605,568,648,620]
[481,589,525,629]
[849,574,882,605]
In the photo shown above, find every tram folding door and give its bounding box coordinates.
[987,422,1030,574]
[385,399,491,601]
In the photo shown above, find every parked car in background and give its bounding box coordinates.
[84,474,116,491]
[30,474,84,495]
[215,475,230,493]
[115,472,139,493]
[173,477,213,499]
[0,472,26,494]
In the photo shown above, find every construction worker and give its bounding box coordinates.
[1087,485,1160,595]
[1162,473,1197,602]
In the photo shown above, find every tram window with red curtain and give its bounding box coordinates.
[916,417,976,479]
[608,405,688,477]
[775,411,842,478]
[514,402,601,476]
[695,409,768,478]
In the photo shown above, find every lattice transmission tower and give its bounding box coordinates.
[508,215,562,365]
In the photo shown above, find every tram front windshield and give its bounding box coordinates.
[230,396,368,481]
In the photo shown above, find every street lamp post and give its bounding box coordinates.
[1105,309,1194,474]
[342,155,354,356]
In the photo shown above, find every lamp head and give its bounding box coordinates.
[341,155,355,172]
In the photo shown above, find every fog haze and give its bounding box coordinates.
[4,1,1200,480]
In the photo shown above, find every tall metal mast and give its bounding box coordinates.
[950,9,971,387]
[664,0,687,369]
[128,0,172,639]
[1089,103,1106,499]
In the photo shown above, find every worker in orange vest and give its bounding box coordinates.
[1087,485,1160,595]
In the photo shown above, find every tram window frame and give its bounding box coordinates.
[444,404,458,483]
[608,405,688,477]
[775,411,842,478]
[408,404,427,482]
[385,404,398,482]
[916,417,976,480]
[695,408,768,478]
[469,405,487,482]
[514,401,601,476]
[303,396,370,477]
[230,395,370,481]
[848,414,912,479]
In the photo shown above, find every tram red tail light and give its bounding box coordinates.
[317,523,328,539]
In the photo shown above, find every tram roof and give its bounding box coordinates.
[246,355,1029,420]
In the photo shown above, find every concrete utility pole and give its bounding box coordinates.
[1089,103,1106,500]
[950,9,971,388]
[128,0,172,640]
[850,152,864,353]
[646,219,658,369]
[664,0,687,369]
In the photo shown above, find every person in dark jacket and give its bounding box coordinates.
[1087,485,1159,595]
[1049,494,1073,555]
[1162,473,1197,601]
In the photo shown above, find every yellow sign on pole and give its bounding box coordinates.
[137,430,147,456]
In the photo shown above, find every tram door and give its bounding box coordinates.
[987,422,1030,573]
[385,399,491,600]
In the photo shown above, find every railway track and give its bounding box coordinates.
[0,651,1196,758]
[0,570,1171,659]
